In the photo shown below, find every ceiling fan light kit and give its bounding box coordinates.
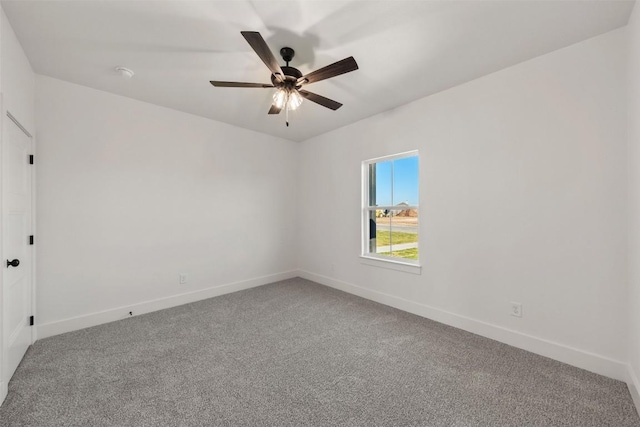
[210,31,358,127]
[273,87,303,110]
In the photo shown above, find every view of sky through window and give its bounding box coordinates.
[374,156,419,206]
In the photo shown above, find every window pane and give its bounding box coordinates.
[388,210,418,260]
[392,156,419,206]
[370,160,392,207]
[377,212,419,260]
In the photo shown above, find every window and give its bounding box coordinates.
[362,151,419,266]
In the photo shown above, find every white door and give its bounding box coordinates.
[2,114,33,382]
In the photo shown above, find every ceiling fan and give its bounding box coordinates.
[210,31,359,127]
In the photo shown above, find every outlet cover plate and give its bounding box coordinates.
[510,301,522,317]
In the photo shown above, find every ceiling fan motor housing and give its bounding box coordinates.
[271,65,303,89]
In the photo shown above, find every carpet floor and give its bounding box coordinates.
[0,278,638,426]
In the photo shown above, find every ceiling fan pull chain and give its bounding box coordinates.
[286,104,290,127]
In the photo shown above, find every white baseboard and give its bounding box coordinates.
[628,364,640,416]
[298,270,628,382]
[37,270,298,340]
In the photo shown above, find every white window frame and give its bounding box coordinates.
[361,150,421,274]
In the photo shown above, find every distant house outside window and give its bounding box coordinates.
[362,151,419,266]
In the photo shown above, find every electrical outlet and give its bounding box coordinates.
[179,273,188,284]
[510,302,522,317]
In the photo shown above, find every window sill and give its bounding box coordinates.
[359,255,422,275]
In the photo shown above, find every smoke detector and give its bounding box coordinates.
[115,66,134,79]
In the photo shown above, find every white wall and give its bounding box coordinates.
[627,2,640,410]
[1,8,34,133]
[0,4,36,404]
[35,76,298,337]
[298,28,629,380]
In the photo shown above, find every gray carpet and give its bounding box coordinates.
[0,278,638,426]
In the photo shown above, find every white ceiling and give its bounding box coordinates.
[2,0,634,142]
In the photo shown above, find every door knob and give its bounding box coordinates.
[6,259,19,268]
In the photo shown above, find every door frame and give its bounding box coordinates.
[0,98,36,405]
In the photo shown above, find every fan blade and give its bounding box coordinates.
[210,81,273,88]
[241,31,284,82]
[298,56,358,86]
[268,104,282,114]
[299,90,343,110]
